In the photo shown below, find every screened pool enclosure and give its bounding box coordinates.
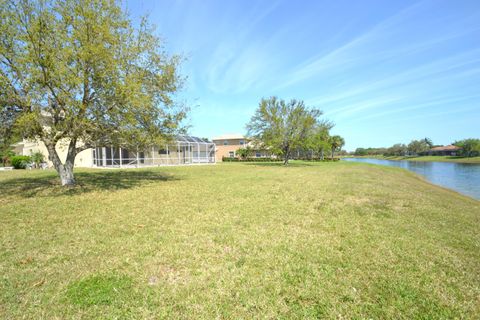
[92,135,216,167]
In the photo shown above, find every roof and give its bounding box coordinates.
[176,135,212,143]
[212,134,247,141]
[430,145,461,151]
[10,141,24,147]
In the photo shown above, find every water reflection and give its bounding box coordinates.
[343,158,480,200]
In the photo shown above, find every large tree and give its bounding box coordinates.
[0,106,20,165]
[246,97,323,165]
[307,121,333,160]
[0,0,186,185]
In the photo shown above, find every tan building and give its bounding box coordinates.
[212,134,272,161]
[212,134,248,161]
[13,135,216,168]
[13,139,93,168]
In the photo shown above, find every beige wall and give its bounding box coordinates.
[213,138,248,161]
[20,139,93,168]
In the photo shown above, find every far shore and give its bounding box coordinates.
[345,155,480,164]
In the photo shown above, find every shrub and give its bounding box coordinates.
[1,150,16,166]
[11,155,32,169]
[221,156,341,162]
[293,157,340,162]
[236,147,253,159]
[30,151,45,168]
[222,157,282,162]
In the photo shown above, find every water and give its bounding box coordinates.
[343,158,480,200]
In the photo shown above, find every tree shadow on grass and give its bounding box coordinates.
[242,161,321,167]
[0,169,179,199]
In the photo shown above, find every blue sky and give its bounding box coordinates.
[128,0,480,151]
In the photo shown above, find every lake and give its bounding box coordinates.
[343,158,480,200]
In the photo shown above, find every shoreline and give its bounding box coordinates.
[344,155,480,164]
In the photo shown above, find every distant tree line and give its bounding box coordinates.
[354,138,480,157]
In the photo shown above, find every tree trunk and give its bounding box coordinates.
[320,148,324,160]
[57,161,75,186]
[283,149,290,165]
[331,147,334,160]
[282,146,290,165]
[45,140,77,186]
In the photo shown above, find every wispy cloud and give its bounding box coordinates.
[130,0,480,148]
[275,1,428,89]
[344,93,480,123]
[201,1,283,94]
[307,48,480,108]
[275,1,480,92]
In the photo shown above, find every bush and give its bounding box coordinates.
[1,150,16,167]
[221,156,340,162]
[293,157,340,162]
[222,157,282,162]
[11,155,32,169]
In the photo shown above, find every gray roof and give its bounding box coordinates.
[176,135,212,143]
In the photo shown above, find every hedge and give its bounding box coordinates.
[11,155,32,169]
[222,157,282,162]
[222,157,340,162]
[292,157,340,162]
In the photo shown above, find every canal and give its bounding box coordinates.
[343,158,480,200]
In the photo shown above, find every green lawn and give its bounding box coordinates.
[1,162,479,319]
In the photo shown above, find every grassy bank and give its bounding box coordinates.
[1,162,479,318]
[385,155,480,163]
[348,155,480,164]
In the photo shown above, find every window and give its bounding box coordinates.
[256,152,261,158]
[229,151,235,158]
[223,141,228,145]
[158,149,169,155]
[239,140,244,145]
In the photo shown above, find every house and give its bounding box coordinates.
[12,139,94,167]
[428,145,461,156]
[13,135,216,168]
[212,134,248,161]
[212,134,272,161]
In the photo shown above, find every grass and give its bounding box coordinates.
[349,155,480,163]
[65,273,133,306]
[1,162,479,318]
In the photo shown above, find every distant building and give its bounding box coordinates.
[428,145,461,156]
[212,134,271,161]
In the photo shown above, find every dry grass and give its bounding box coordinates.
[1,162,479,318]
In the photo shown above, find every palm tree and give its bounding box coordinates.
[424,137,433,148]
[329,135,345,160]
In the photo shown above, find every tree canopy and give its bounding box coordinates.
[306,121,334,160]
[246,97,325,164]
[454,138,480,157]
[0,0,186,185]
[407,139,431,155]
